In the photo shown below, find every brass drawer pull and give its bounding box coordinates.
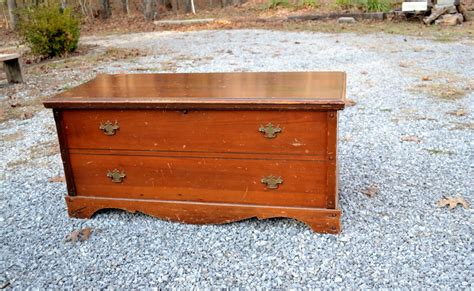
[259,123,282,139]
[100,120,120,136]
[261,175,283,189]
[107,169,126,183]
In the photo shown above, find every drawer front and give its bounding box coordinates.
[69,153,329,208]
[62,110,328,157]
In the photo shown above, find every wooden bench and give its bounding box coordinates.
[0,53,24,83]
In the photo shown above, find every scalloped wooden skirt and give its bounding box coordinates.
[66,196,341,234]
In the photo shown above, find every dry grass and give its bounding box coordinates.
[446,108,468,117]
[449,122,474,131]
[161,17,474,42]
[6,159,30,168]
[103,47,149,60]
[410,83,468,100]
[29,140,60,160]
[5,140,60,169]
[2,131,23,142]
[27,46,149,74]
[409,70,473,101]
[425,148,455,155]
[0,96,44,123]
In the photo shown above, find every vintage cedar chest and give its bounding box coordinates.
[43,72,346,234]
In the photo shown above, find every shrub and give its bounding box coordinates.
[360,0,391,12]
[299,0,319,8]
[19,5,80,58]
[266,0,291,9]
[335,0,354,9]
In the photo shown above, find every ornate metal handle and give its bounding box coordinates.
[259,123,282,139]
[261,175,283,189]
[100,120,120,136]
[107,169,126,183]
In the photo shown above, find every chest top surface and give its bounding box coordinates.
[43,72,346,110]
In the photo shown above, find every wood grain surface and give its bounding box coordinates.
[43,72,346,110]
[66,196,342,233]
[62,109,329,157]
[69,153,330,208]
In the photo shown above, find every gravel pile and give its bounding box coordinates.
[1,29,472,288]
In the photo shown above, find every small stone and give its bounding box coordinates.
[337,17,356,24]
[256,240,268,247]
[339,235,351,242]
[335,276,343,283]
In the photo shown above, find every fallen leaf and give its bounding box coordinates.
[362,185,379,198]
[401,135,422,143]
[447,108,466,117]
[437,195,469,210]
[341,135,352,142]
[65,230,80,243]
[48,176,65,183]
[421,76,432,81]
[345,99,357,107]
[20,112,33,120]
[214,19,231,25]
[81,227,92,241]
[399,62,410,68]
[9,101,20,108]
[65,227,93,243]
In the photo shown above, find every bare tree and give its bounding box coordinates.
[7,0,18,30]
[171,0,178,14]
[190,0,195,14]
[143,0,156,21]
[78,0,93,18]
[121,0,129,15]
[101,0,112,19]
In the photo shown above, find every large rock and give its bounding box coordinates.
[423,7,448,24]
[460,0,473,10]
[458,4,470,21]
[435,13,464,25]
[337,17,356,24]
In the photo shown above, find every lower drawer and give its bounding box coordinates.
[69,153,330,208]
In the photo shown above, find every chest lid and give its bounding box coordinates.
[43,72,346,110]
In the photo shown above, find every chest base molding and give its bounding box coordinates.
[66,196,341,234]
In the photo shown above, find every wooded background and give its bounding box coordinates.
[1,0,248,29]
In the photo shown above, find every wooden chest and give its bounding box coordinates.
[44,72,346,234]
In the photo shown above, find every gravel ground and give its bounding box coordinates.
[1,29,473,289]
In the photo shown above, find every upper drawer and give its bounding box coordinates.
[61,110,329,156]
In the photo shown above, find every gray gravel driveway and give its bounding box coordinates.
[1,29,473,288]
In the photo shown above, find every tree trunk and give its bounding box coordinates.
[101,0,112,19]
[190,0,196,14]
[7,0,18,30]
[171,0,178,14]
[122,0,130,15]
[183,0,191,13]
[143,0,156,21]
